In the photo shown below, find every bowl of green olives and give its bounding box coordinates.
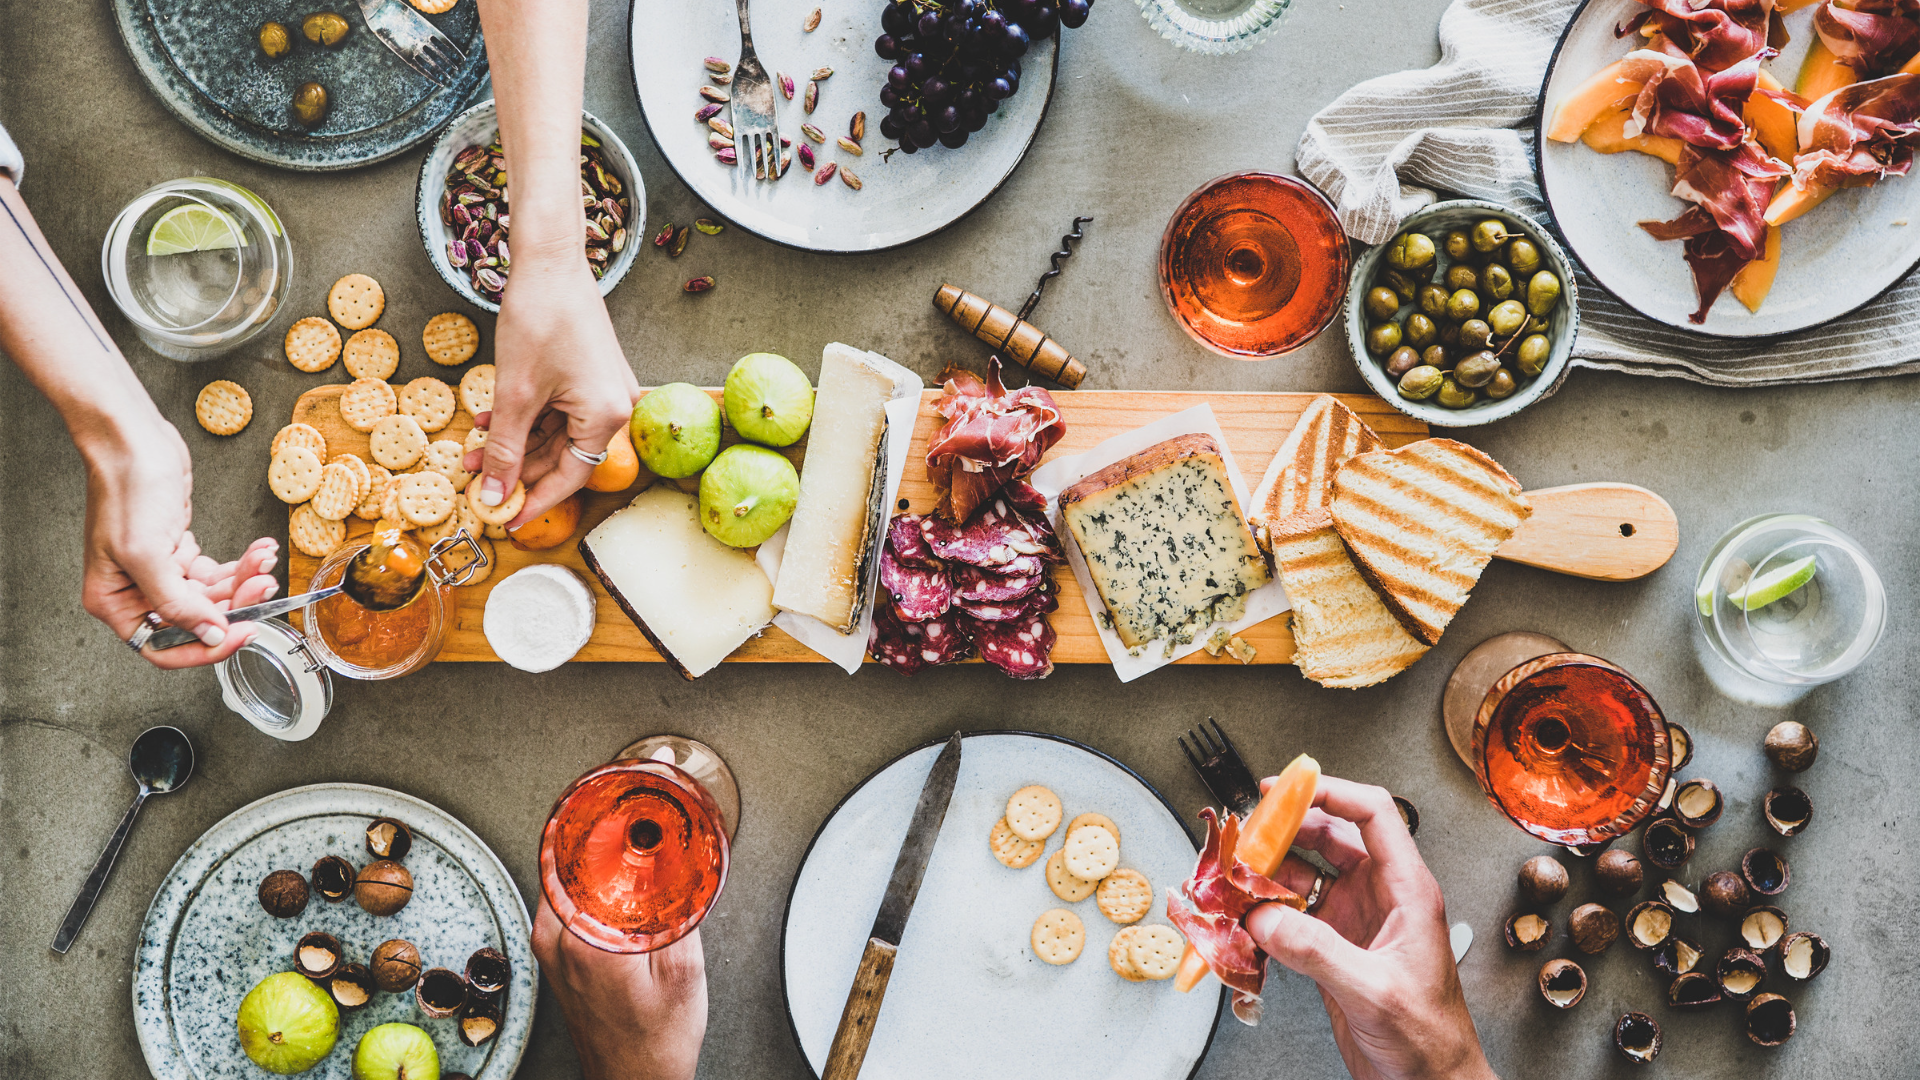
[1346,200,1578,427]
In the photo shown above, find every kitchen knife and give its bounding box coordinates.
[821,732,963,1080]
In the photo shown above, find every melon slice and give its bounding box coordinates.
[1729,225,1782,313]
[1796,38,1858,102]
[1580,101,1685,163]
[1748,70,1799,162]
[1548,59,1655,142]
[1765,181,1838,225]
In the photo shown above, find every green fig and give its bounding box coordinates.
[351,1022,439,1080]
[699,444,800,547]
[723,352,814,447]
[630,383,721,479]
[237,972,339,1074]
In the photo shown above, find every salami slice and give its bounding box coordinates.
[869,604,972,675]
[956,584,1058,622]
[967,612,1056,680]
[920,499,1023,566]
[952,562,1042,602]
[886,513,941,569]
[1009,505,1065,561]
[880,542,953,621]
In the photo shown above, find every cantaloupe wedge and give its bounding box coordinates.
[1900,48,1920,76]
[1729,225,1782,312]
[1748,70,1800,162]
[1776,0,1822,12]
[1796,38,1858,102]
[1547,60,1652,142]
[1765,181,1839,225]
[1580,101,1686,163]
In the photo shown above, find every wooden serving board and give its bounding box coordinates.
[285,387,1425,666]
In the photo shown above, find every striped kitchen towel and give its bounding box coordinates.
[1295,0,1920,385]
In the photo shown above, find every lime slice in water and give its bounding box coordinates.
[1727,554,1817,612]
[145,205,244,256]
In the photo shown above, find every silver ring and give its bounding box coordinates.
[1304,870,1331,913]
[566,441,610,467]
[126,611,164,653]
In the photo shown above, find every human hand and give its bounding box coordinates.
[1249,776,1496,1080]
[79,420,279,668]
[467,263,637,529]
[533,894,707,1080]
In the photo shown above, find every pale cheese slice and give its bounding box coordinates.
[580,485,775,678]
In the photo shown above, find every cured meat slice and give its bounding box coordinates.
[1624,49,1769,151]
[1165,809,1308,1027]
[868,604,972,675]
[880,542,953,621]
[920,497,1041,567]
[1641,141,1789,320]
[1000,479,1049,513]
[1621,0,1771,73]
[1009,505,1065,562]
[925,357,1066,523]
[886,513,942,569]
[956,584,1059,622]
[953,563,1042,602]
[1815,0,1920,77]
[967,611,1056,679]
[1787,72,1920,189]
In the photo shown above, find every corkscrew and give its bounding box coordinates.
[934,216,1093,388]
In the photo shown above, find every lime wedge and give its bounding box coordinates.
[145,205,244,256]
[1695,579,1716,617]
[1727,555,1817,611]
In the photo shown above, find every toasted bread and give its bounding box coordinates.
[1329,439,1531,646]
[1249,395,1385,551]
[1273,527,1430,688]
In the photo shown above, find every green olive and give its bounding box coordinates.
[292,81,330,127]
[1482,263,1515,302]
[1387,232,1437,273]
[302,11,350,46]
[1438,322,1460,348]
[1485,369,1519,400]
[1506,238,1542,277]
[1444,231,1472,262]
[1458,319,1492,350]
[1454,351,1502,389]
[1398,366,1444,401]
[1525,315,1550,335]
[1422,344,1449,370]
[1436,376,1478,409]
[1446,288,1480,322]
[1527,271,1563,316]
[258,21,293,59]
[1444,263,1478,293]
[1488,300,1527,338]
[1382,268,1421,303]
[1365,287,1401,322]
[1418,284,1450,319]
[1517,333,1551,376]
[1471,219,1511,254]
[1405,313,1437,350]
[1366,321,1403,357]
[1385,346,1422,378]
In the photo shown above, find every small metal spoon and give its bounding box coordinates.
[51,726,196,954]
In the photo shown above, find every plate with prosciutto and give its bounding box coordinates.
[1538,0,1920,335]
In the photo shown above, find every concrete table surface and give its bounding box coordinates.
[2,0,1916,1076]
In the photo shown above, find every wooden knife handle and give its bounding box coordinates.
[1494,482,1678,582]
[821,937,899,1080]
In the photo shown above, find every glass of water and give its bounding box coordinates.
[100,177,291,361]
[1695,514,1886,686]
[1136,0,1291,54]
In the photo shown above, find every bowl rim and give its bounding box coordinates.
[415,99,645,314]
[1346,198,1580,429]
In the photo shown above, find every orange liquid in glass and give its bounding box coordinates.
[1160,172,1350,357]
[1476,660,1669,847]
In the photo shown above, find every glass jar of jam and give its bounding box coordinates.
[301,543,454,679]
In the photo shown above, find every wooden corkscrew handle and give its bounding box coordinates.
[934,284,1087,388]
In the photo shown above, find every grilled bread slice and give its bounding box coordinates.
[1330,439,1531,646]
[1272,526,1430,688]
[1249,395,1384,551]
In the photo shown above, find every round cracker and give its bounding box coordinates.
[464,424,488,457]
[355,463,395,520]
[1067,813,1120,846]
[423,311,479,366]
[465,476,525,526]
[268,445,323,504]
[271,422,328,460]
[416,492,481,549]
[396,470,456,527]
[421,439,473,491]
[1045,850,1098,903]
[1031,908,1085,965]
[988,816,1044,870]
[458,363,495,416]
[343,328,400,380]
[1063,824,1119,882]
[327,454,372,503]
[284,317,342,373]
[398,376,456,433]
[483,520,509,541]
[327,273,385,330]
[195,380,252,435]
[309,462,361,521]
[451,536,494,586]
[1006,785,1062,842]
[289,503,345,558]
[1096,868,1153,925]
[1126,924,1184,981]
[1109,927,1149,982]
[340,378,398,433]
[368,414,429,470]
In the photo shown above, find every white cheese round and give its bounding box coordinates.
[483,565,596,672]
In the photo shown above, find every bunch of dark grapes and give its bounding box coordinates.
[873,0,1092,152]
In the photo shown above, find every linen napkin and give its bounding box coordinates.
[1295,0,1920,385]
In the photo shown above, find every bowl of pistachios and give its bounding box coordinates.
[1346,200,1578,427]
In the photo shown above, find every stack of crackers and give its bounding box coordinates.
[991,785,1183,981]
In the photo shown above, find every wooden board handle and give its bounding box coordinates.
[1495,483,1678,581]
[821,936,899,1080]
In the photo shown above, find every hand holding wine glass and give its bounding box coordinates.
[533,895,707,1080]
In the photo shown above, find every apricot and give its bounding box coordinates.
[585,429,648,492]
[509,493,584,551]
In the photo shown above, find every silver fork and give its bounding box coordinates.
[727,0,781,180]
[353,0,469,87]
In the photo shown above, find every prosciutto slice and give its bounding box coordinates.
[1624,49,1771,150]
[1641,141,1789,321]
[1623,0,1773,71]
[925,357,1065,524]
[1788,71,1920,187]
[1164,808,1307,1027]
[1814,0,1920,76]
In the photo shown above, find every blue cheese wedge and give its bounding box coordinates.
[1061,433,1272,656]
[771,343,913,634]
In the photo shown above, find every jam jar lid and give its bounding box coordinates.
[215,617,332,741]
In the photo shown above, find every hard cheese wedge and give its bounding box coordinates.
[771,342,913,634]
[1060,432,1271,656]
[579,484,775,679]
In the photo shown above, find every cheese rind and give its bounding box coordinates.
[580,484,775,678]
[482,565,597,672]
[1061,433,1272,655]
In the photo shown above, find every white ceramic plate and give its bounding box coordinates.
[134,784,536,1080]
[1538,0,1920,336]
[782,732,1222,1080]
[629,0,1057,252]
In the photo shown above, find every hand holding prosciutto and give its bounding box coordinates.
[1245,776,1497,1080]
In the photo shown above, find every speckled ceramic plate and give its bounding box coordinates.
[628,0,1057,252]
[782,732,1223,1080]
[1537,0,1920,336]
[134,784,535,1080]
[113,0,489,171]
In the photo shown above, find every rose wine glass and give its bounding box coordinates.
[539,736,738,953]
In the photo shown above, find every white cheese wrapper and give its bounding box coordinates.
[1027,403,1290,683]
[755,353,922,673]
